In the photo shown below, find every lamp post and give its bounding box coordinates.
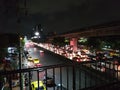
[33,25,41,43]
[32,24,45,43]
[34,31,40,43]
[19,36,24,90]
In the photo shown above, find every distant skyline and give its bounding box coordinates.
[0,0,120,36]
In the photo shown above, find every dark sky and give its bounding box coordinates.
[0,0,120,36]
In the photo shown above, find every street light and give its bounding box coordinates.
[34,31,40,36]
[32,24,45,42]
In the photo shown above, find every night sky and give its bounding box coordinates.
[0,0,120,36]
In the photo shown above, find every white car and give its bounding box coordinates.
[12,79,19,87]
[91,63,106,72]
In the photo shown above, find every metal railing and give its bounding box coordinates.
[0,60,120,90]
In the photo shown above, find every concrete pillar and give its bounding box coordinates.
[70,38,78,52]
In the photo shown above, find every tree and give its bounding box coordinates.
[86,37,101,51]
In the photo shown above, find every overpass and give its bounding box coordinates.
[47,21,120,39]
[58,26,120,38]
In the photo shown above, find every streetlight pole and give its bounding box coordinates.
[19,36,24,90]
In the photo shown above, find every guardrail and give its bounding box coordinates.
[0,60,120,90]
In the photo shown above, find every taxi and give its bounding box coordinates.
[28,56,33,61]
[33,58,40,64]
[31,81,46,90]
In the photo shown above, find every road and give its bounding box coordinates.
[26,47,108,90]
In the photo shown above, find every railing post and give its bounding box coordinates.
[9,74,12,90]
[53,68,55,90]
[73,63,76,90]
[60,66,62,90]
[37,70,40,90]
[18,46,23,90]
[45,69,48,90]
[67,66,69,90]
[29,71,31,90]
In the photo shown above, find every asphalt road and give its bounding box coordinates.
[26,47,107,90]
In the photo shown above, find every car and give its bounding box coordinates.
[12,79,19,87]
[31,81,46,90]
[33,58,40,64]
[40,50,44,56]
[34,63,42,67]
[28,56,33,61]
[72,56,81,62]
[91,63,106,72]
[43,76,56,87]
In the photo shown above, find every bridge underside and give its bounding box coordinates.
[59,26,120,38]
